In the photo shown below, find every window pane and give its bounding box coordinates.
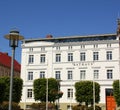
[107,70,113,79]
[68,53,73,61]
[56,54,61,62]
[68,71,73,80]
[67,89,73,98]
[28,72,33,80]
[93,52,99,61]
[106,51,112,60]
[40,71,45,78]
[40,54,45,63]
[94,70,99,79]
[27,89,32,98]
[55,71,61,80]
[80,52,86,61]
[80,70,86,79]
[28,55,34,64]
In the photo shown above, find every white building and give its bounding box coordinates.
[20,20,120,110]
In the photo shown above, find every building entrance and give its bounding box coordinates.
[106,89,116,110]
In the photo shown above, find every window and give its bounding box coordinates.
[94,44,98,48]
[41,47,45,51]
[94,70,99,79]
[80,52,86,61]
[93,52,99,61]
[56,46,60,50]
[40,54,45,63]
[40,71,45,78]
[68,53,73,61]
[80,45,85,49]
[67,89,73,98]
[107,70,113,79]
[55,71,61,80]
[28,72,33,80]
[27,89,32,98]
[107,44,111,48]
[67,105,72,110]
[28,55,34,64]
[80,70,86,79]
[106,51,112,60]
[68,46,72,50]
[56,54,61,62]
[29,48,33,51]
[68,71,73,80]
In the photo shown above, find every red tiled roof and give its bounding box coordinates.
[0,52,21,72]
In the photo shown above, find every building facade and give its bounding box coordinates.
[20,21,120,110]
[0,52,21,77]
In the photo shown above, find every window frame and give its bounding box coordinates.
[28,55,34,64]
[28,72,33,81]
[68,53,73,62]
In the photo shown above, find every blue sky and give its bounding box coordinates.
[0,0,120,63]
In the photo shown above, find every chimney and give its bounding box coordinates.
[46,34,53,38]
[4,52,8,56]
[117,18,120,36]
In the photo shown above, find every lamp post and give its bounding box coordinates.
[4,29,24,110]
[57,79,62,110]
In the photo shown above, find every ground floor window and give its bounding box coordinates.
[67,105,72,110]
[27,89,32,98]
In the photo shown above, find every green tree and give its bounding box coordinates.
[75,81,100,106]
[0,79,6,103]
[33,78,63,103]
[0,77,23,103]
[113,80,120,106]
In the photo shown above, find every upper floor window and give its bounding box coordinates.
[40,54,46,63]
[28,55,34,64]
[106,51,112,60]
[68,71,73,80]
[93,70,99,79]
[27,89,32,98]
[94,44,98,48]
[56,46,60,50]
[107,70,113,79]
[68,46,72,50]
[67,88,73,99]
[80,52,86,61]
[68,53,73,62]
[41,47,45,51]
[28,72,33,80]
[80,45,85,49]
[40,71,45,78]
[93,52,99,61]
[29,48,33,52]
[80,70,86,79]
[56,54,61,62]
[107,44,111,48]
[55,71,61,80]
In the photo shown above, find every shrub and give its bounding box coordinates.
[87,105,101,110]
[30,102,56,110]
[72,104,87,110]
[0,101,21,110]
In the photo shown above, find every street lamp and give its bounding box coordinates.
[4,29,24,110]
[57,79,62,110]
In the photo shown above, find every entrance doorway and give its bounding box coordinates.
[106,89,116,110]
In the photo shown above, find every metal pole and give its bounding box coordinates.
[9,47,15,110]
[46,60,48,110]
[46,78,48,110]
[93,80,95,110]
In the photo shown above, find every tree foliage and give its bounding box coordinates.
[33,78,63,103]
[113,80,120,106]
[0,77,23,103]
[0,80,6,103]
[75,81,100,106]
